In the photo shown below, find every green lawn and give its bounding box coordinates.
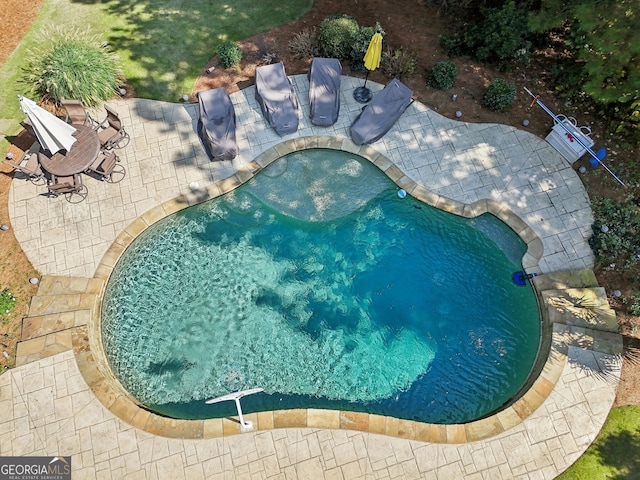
[0,0,311,152]
[556,405,640,479]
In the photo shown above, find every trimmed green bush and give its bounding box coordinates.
[218,40,243,69]
[319,14,360,60]
[482,79,516,112]
[22,27,122,107]
[381,48,417,79]
[350,23,385,72]
[428,61,457,89]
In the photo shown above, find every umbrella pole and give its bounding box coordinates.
[362,71,370,89]
[354,71,373,103]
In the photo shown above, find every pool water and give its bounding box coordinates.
[102,149,540,424]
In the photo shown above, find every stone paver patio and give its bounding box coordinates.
[2,76,621,479]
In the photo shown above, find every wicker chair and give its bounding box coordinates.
[3,149,46,185]
[47,174,88,203]
[95,105,130,150]
[86,151,126,183]
[60,99,97,126]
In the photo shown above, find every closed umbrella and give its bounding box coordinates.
[18,95,77,154]
[354,33,383,103]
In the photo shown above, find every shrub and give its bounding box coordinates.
[482,79,516,112]
[589,197,640,262]
[256,43,277,66]
[289,28,320,59]
[218,40,243,69]
[439,1,531,70]
[0,289,17,321]
[22,27,122,107]
[629,296,640,317]
[350,23,385,72]
[319,14,360,60]
[381,48,417,79]
[468,2,530,68]
[428,61,457,89]
[439,33,466,58]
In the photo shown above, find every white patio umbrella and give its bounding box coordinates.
[18,95,77,154]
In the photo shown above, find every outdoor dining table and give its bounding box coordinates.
[37,125,100,176]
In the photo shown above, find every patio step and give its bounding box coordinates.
[35,275,103,296]
[21,310,92,341]
[541,287,618,333]
[15,275,103,366]
[533,268,599,291]
[28,293,97,317]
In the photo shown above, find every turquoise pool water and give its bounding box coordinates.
[102,149,540,424]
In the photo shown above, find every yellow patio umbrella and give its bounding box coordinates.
[363,33,383,71]
[354,33,383,103]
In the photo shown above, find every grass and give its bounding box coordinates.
[0,0,311,153]
[556,406,640,479]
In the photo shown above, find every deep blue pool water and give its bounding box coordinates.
[102,149,540,424]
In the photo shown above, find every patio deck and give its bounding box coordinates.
[2,76,621,479]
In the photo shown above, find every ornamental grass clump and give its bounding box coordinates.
[23,27,122,107]
[289,28,320,59]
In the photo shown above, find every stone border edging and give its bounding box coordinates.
[80,135,556,442]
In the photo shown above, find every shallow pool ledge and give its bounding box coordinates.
[82,136,621,442]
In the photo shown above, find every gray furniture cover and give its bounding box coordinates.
[255,62,299,136]
[307,58,341,126]
[197,88,238,161]
[350,79,414,145]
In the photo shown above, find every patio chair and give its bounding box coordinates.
[3,149,46,185]
[95,105,130,150]
[47,173,88,203]
[86,150,126,183]
[60,99,98,127]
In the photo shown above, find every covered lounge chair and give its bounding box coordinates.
[197,88,238,161]
[255,62,299,136]
[307,58,341,126]
[350,79,414,145]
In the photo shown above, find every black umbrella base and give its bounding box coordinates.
[353,87,373,103]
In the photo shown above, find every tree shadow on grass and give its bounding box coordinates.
[69,0,310,101]
[595,429,640,479]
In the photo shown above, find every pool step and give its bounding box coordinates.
[15,275,103,367]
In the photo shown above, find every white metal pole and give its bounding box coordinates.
[524,87,626,187]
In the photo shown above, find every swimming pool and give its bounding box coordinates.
[101,149,540,424]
